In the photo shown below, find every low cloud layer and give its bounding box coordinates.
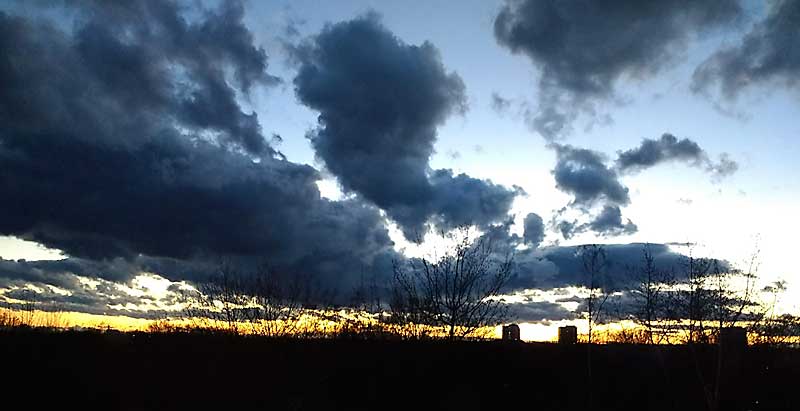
[0,258,192,319]
[0,233,726,324]
[478,222,731,321]
[514,242,727,292]
[294,14,517,239]
[494,0,742,139]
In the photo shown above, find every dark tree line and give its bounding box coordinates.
[182,261,323,337]
[578,243,799,411]
[181,227,515,340]
[577,243,798,346]
[177,238,798,346]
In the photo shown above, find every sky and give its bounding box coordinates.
[0,0,798,338]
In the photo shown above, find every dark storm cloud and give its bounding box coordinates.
[551,205,638,240]
[586,205,638,237]
[550,144,637,238]
[522,213,545,247]
[550,133,735,239]
[617,133,705,171]
[293,14,517,238]
[0,0,278,155]
[0,1,399,296]
[552,144,630,207]
[555,220,579,240]
[494,0,742,140]
[616,133,738,179]
[426,170,519,234]
[693,0,800,99]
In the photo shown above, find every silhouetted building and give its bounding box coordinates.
[558,326,577,344]
[720,326,747,348]
[502,324,520,341]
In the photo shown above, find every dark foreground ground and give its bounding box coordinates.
[2,329,798,411]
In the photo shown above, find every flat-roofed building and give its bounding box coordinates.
[558,325,578,344]
[502,324,520,341]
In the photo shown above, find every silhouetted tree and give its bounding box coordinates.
[662,248,718,344]
[349,267,384,314]
[242,264,314,336]
[629,244,674,344]
[183,261,248,333]
[579,244,608,345]
[752,281,800,346]
[661,246,762,345]
[578,244,608,410]
[662,245,765,411]
[753,313,800,346]
[183,261,317,336]
[390,226,513,339]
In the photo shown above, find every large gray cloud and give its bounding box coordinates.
[550,132,737,239]
[552,144,630,207]
[553,206,638,240]
[0,0,278,156]
[586,205,638,237]
[294,14,518,239]
[522,213,545,247]
[693,0,800,100]
[0,1,398,297]
[550,143,635,238]
[616,133,738,179]
[494,0,742,140]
